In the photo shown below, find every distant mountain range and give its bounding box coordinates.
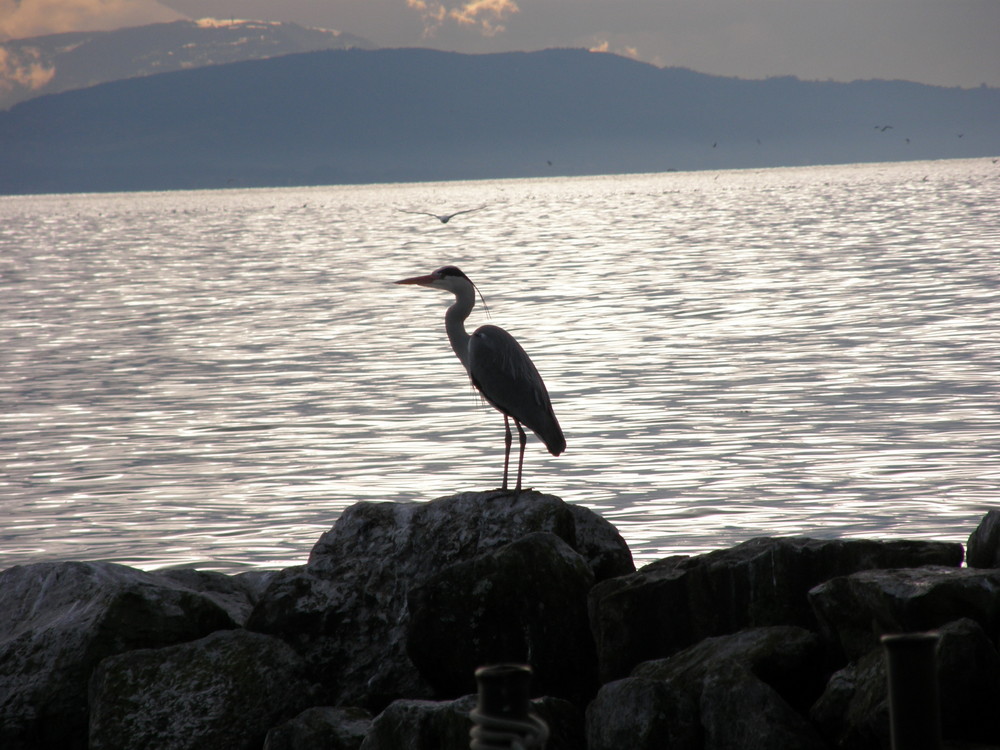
[1,46,998,195]
[0,19,375,111]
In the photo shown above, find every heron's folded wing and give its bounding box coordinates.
[469,324,565,455]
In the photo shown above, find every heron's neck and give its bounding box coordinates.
[444,285,475,373]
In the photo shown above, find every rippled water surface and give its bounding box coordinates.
[2,159,999,572]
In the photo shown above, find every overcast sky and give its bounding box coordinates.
[2,0,998,88]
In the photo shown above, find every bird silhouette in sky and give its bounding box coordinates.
[397,206,487,223]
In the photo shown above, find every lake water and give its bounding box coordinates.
[2,158,999,573]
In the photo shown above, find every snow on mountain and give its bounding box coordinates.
[0,19,376,110]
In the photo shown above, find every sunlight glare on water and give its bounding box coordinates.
[1,159,999,572]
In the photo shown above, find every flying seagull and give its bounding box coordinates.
[395,266,565,492]
[397,206,487,223]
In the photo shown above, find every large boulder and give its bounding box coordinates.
[360,694,582,750]
[306,492,633,583]
[360,697,476,750]
[0,561,236,750]
[584,676,700,750]
[247,492,632,708]
[407,532,597,704]
[88,629,321,750]
[699,661,828,750]
[586,626,826,750]
[809,647,888,749]
[810,618,1000,749]
[809,566,1000,661]
[589,537,962,681]
[159,567,277,626]
[630,625,826,714]
[935,618,1000,744]
[967,509,1000,568]
[263,706,372,750]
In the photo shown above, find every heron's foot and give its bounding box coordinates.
[486,487,522,499]
[487,487,535,501]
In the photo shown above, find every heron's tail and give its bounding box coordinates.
[545,429,566,456]
[531,410,565,456]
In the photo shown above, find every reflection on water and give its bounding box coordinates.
[2,159,999,572]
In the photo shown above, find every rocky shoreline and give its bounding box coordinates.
[2,492,999,749]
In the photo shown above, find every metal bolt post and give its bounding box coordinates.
[469,664,549,749]
[881,632,942,750]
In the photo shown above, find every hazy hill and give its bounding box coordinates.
[1,47,997,194]
[0,19,375,111]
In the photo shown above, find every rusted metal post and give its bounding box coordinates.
[881,632,942,750]
[469,664,549,749]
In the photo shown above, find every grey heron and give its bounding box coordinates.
[395,266,565,492]
[397,206,486,223]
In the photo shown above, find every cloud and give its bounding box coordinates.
[450,0,519,35]
[406,0,519,38]
[405,0,446,37]
[0,45,55,91]
[0,0,183,40]
[588,39,640,61]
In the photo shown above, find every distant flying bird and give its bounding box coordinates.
[876,125,894,131]
[397,206,487,223]
[395,266,565,492]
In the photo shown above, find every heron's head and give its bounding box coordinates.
[395,266,490,315]
[395,265,470,292]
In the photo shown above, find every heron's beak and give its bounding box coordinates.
[395,274,436,286]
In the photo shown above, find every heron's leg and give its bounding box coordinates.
[502,415,513,490]
[514,420,527,492]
